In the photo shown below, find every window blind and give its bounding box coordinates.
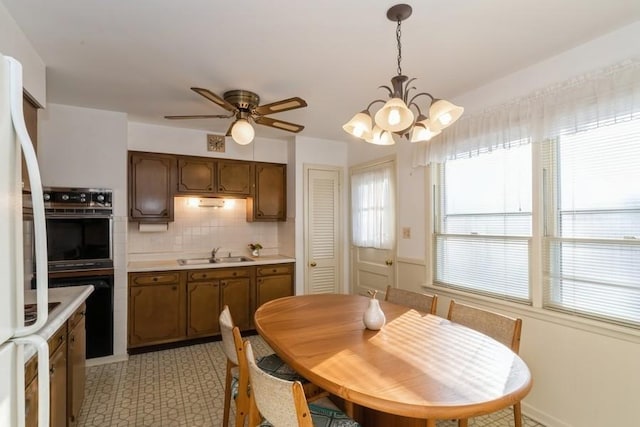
[435,144,532,302]
[543,119,640,327]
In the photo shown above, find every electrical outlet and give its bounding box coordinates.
[402,227,411,239]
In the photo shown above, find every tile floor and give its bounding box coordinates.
[78,336,545,427]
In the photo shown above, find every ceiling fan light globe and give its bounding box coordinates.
[429,99,464,129]
[231,119,255,145]
[374,98,414,132]
[343,111,373,140]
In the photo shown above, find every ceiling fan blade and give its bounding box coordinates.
[254,116,305,133]
[191,87,237,112]
[253,97,307,116]
[164,114,234,120]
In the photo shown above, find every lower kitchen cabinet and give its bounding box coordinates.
[49,325,68,427]
[128,263,294,350]
[24,304,88,427]
[186,267,251,337]
[256,263,294,308]
[186,281,221,337]
[24,354,38,427]
[128,271,186,348]
[67,304,86,427]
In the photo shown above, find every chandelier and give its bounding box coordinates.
[343,4,463,145]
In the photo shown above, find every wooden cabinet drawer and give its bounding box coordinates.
[257,264,293,276]
[48,325,67,357]
[130,271,181,286]
[25,354,38,385]
[188,268,250,281]
[68,303,86,330]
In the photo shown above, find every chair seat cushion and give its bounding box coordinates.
[258,397,360,427]
[257,353,308,383]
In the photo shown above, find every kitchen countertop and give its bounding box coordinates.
[23,285,94,360]
[127,255,296,273]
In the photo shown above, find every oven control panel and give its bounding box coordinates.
[43,187,112,209]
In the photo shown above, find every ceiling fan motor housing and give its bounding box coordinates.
[224,90,260,112]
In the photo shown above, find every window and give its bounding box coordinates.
[543,119,640,327]
[435,144,532,302]
[351,161,395,249]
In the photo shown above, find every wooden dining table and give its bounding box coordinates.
[254,294,533,427]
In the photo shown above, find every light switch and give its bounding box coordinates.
[402,227,411,239]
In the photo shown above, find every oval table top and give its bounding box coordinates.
[254,294,532,423]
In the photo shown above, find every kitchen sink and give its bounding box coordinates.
[177,256,253,265]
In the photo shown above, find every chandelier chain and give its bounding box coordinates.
[396,19,402,76]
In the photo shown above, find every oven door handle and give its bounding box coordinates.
[8,57,49,337]
[45,213,113,219]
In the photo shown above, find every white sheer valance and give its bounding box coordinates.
[413,59,640,165]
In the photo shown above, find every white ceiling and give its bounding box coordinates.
[4,0,640,142]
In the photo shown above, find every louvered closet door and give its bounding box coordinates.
[305,167,342,294]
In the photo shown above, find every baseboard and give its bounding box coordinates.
[522,402,572,427]
[86,353,129,367]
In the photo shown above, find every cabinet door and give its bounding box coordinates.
[177,157,216,193]
[67,316,86,427]
[217,160,252,195]
[248,162,286,221]
[128,283,184,347]
[25,376,38,427]
[129,152,176,222]
[186,281,220,337]
[221,277,251,330]
[50,340,67,427]
[256,274,293,308]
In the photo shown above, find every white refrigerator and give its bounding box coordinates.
[0,53,51,426]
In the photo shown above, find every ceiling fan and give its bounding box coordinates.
[165,87,307,145]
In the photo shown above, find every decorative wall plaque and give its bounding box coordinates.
[207,134,225,152]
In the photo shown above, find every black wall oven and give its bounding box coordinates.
[39,187,115,358]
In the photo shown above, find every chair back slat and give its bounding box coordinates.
[447,300,522,352]
[385,286,438,314]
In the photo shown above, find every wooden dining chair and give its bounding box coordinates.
[245,340,361,427]
[384,285,438,314]
[219,306,320,427]
[447,300,523,427]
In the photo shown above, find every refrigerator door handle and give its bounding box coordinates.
[7,57,48,337]
[12,335,49,427]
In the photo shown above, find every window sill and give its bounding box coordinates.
[422,282,640,344]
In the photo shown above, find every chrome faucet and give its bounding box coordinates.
[211,247,220,259]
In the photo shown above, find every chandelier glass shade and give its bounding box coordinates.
[343,4,463,145]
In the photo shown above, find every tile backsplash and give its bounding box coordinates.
[128,197,279,258]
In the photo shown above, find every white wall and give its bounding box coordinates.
[127,121,288,163]
[38,103,129,362]
[0,1,46,105]
[292,136,349,295]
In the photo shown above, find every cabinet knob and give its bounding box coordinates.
[310,262,317,267]
[385,259,393,266]
[172,285,177,291]
[272,269,277,273]
[152,277,158,282]
[232,272,237,276]
[50,366,55,375]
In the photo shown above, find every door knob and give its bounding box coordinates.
[310,261,317,267]
[385,259,393,266]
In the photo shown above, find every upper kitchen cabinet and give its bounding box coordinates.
[128,151,176,222]
[217,159,253,196]
[247,162,286,221]
[176,156,216,194]
[22,93,38,192]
